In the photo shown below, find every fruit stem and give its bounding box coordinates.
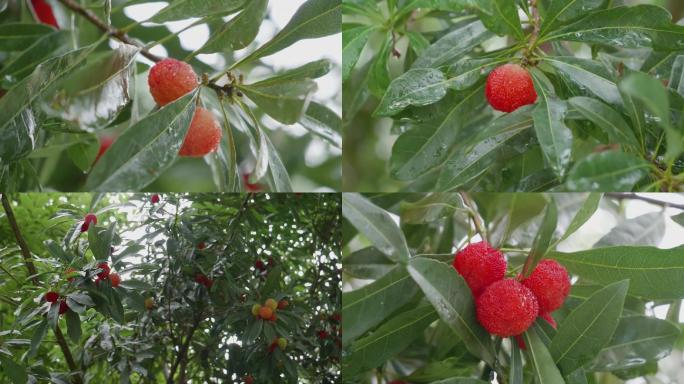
[523,0,541,66]
[459,192,488,242]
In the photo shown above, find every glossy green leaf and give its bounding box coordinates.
[479,0,524,40]
[588,315,680,372]
[523,326,566,383]
[375,68,449,116]
[542,5,684,51]
[0,30,71,81]
[368,35,392,98]
[299,102,342,148]
[342,193,410,263]
[524,198,557,276]
[66,134,99,171]
[343,247,394,280]
[558,193,602,242]
[539,0,607,37]
[544,57,621,106]
[263,133,293,192]
[27,318,48,359]
[446,57,504,91]
[0,355,27,384]
[236,0,341,66]
[65,310,82,343]
[84,91,198,191]
[412,20,491,69]
[88,222,116,261]
[565,151,649,192]
[240,79,317,125]
[150,0,245,22]
[407,257,496,365]
[0,23,55,51]
[400,193,463,224]
[342,266,418,344]
[549,246,684,299]
[550,280,629,374]
[346,304,438,376]
[343,25,373,81]
[595,212,665,247]
[532,83,573,178]
[568,97,639,150]
[197,0,267,53]
[510,339,523,384]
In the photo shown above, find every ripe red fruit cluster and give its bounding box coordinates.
[195,273,213,289]
[81,213,97,232]
[96,262,110,280]
[147,59,222,157]
[58,299,69,315]
[453,242,570,338]
[277,299,289,310]
[485,63,537,113]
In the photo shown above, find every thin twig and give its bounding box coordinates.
[605,193,684,211]
[1,194,83,384]
[459,192,487,241]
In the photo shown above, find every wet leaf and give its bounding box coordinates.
[523,327,566,384]
[150,0,245,22]
[197,0,268,53]
[299,102,342,148]
[0,30,71,81]
[240,79,317,125]
[375,68,449,116]
[565,151,649,191]
[568,97,639,150]
[0,23,55,51]
[411,20,491,69]
[532,87,573,178]
[343,25,374,81]
[539,0,607,36]
[545,57,621,107]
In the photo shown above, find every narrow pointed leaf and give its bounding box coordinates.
[0,30,71,81]
[240,79,317,125]
[523,326,566,383]
[0,23,55,51]
[343,25,373,81]
[412,20,491,69]
[299,102,342,148]
[197,0,268,53]
[595,212,665,247]
[150,0,246,22]
[568,97,639,150]
[566,151,649,192]
[375,68,449,116]
[532,85,573,178]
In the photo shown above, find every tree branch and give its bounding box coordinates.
[605,193,684,211]
[1,194,83,384]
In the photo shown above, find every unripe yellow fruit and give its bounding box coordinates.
[144,297,154,310]
[265,298,277,310]
[277,337,287,350]
[252,304,261,316]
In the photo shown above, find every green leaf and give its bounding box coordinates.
[342,266,418,344]
[88,221,116,261]
[197,0,268,53]
[595,212,665,247]
[0,23,55,51]
[0,30,71,81]
[390,86,484,181]
[510,339,523,384]
[0,44,97,162]
[367,35,392,98]
[478,0,524,40]
[235,0,341,67]
[299,102,342,148]
[343,247,394,280]
[342,193,410,263]
[549,246,684,299]
[118,279,153,291]
[539,0,607,37]
[407,257,496,365]
[565,151,649,192]
[550,280,629,374]
[150,0,245,22]
[262,265,282,295]
[346,304,438,376]
[542,5,684,51]
[437,107,534,190]
[65,310,82,343]
[523,323,566,383]
[558,193,602,242]
[263,133,293,192]
[247,59,332,85]
[27,319,48,359]
[84,91,198,191]
[376,68,449,116]
[412,20,491,69]
[567,97,639,150]
[446,58,504,91]
[524,198,557,276]
[532,82,573,178]
[343,26,373,81]
[544,57,621,107]
[66,134,99,171]
[588,315,680,372]
[240,79,317,125]
[0,355,28,384]
[400,193,463,224]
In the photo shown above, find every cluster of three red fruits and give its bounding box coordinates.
[46,262,119,316]
[453,241,570,339]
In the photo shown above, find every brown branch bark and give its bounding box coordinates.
[1,194,83,384]
[57,0,227,95]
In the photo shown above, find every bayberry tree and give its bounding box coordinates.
[0,193,341,383]
[343,0,684,192]
[0,0,341,192]
[342,192,684,383]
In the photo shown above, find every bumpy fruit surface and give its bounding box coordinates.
[179,107,222,157]
[485,63,537,113]
[151,194,160,204]
[522,259,570,313]
[81,213,97,232]
[58,299,69,315]
[109,273,121,287]
[259,306,273,320]
[45,291,59,303]
[252,304,262,316]
[145,297,154,310]
[277,337,287,350]
[96,262,110,280]
[265,298,278,310]
[453,241,506,297]
[277,299,289,310]
[148,58,198,106]
[476,279,539,337]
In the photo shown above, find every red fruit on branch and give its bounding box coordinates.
[242,173,263,192]
[330,312,341,323]
[148,58,198,106]
[30,0,59,28]
[476,279,539,337]
[485,63,537,113]
[317,330,328,340]
[277,299,289,310]
[96,262,110,280]
[244,375,254,384]
[452,241,506,297]
[81,213,97,232]
[521,259,570,314]
[179,107,222,157]
[259,306,273,320]
[194,273,212,289]
[151,194,160,204]
[45,291,59,303]
[254,259,266,271]
[109,273,121,287]
[58,299,69,315]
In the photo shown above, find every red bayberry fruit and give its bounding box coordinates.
[521,259,570,314]
[198,242,206,250]
[151,194,160,204]
[179,107,222,157]
[244,375,254,384]
[58,299,69,315]
[277,299,289,310]
[95,135,114,164]
[109,273,121,287]
[540,311,557,329]
[81,213,97,232]
[330,312,341,322]
[148,58,198,106]
[453,241,506,297]
[485,63,537,113]
[317,330,328,340]
[96,262,110,280]
[259,306,273,320]
[45,291,59,303]
[254,259,266,271]
[476,279,539,337]
[30,0,58,28]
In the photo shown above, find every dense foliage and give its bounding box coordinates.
[342,192,684,383]
[0,0,342,192]
[343,0,684,192]
[0,193,341,383]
